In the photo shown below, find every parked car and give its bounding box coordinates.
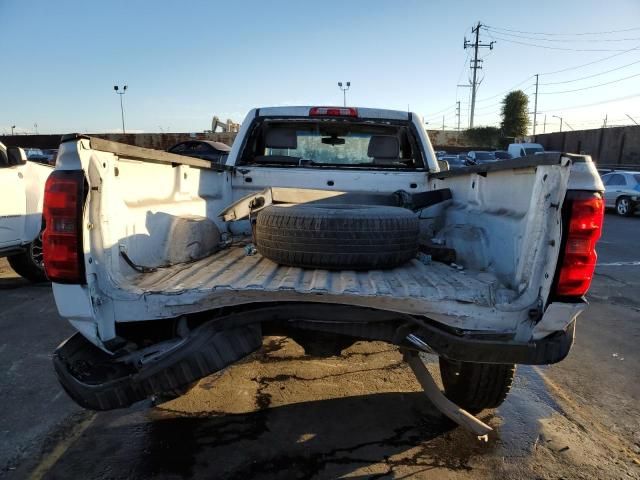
[493,150,512,160]
[441,154,466,168]
[0,142,52,281]
[167,140,231,164]
[600,171,640,216]
[507,143,544,158]
[434,150,448,158]
[466,151,496,164]
[46,107,603,424]
[24,147,50,165]
[42,149,59,165]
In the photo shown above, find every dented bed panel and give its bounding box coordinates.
[131,248,499,303]
[100,248,527,332]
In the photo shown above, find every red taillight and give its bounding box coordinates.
[43,170,86,283]
[555,196,604,296]
[309,107,358,117]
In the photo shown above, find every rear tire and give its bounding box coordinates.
[7,230,47,283]
[439,358,515,413]
[255,204,419,270]
[616,197,633,217]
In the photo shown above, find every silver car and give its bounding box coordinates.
[600,171,640,216]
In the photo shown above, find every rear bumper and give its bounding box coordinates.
[53,303,577,410]
[404,319,575,365]
[0,245,26,257]
[53,323,262,410]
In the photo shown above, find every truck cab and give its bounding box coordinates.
[0,142,52,281]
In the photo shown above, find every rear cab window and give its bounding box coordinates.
[238,117,426,170]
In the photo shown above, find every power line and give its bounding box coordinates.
[539,72,640,94]
[475,81,534,103]
[487,34,640,52]
[540,59,640,84]
[539,44,640,75]
[424,103,457,120]
[484,25,640,37]
[474,110,501,118]
[456,45,471,86]
[484,28,640,43]
[540,92,640,112]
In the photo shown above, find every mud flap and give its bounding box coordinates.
[53,323,262,410]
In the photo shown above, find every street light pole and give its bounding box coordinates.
[337,81,350,107]
[11,125,15,135]
[552,115,563,132]
[113,84,128,134]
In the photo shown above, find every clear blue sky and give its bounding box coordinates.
[1,0,639,135]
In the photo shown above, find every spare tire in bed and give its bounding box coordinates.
[254,204,419,270]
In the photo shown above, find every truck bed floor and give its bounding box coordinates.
[126,245,505,314]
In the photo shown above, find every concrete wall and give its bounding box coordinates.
[534,125,640,167]
[0,132,237,150]
[0,129,482,153]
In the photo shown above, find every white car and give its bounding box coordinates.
[45,107,603,420]
[0,142,52,281]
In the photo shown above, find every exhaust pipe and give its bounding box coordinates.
[403,336,493,441]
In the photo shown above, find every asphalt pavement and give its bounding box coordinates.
[0,212,638,480]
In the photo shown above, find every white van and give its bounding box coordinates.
[508,143,544,158]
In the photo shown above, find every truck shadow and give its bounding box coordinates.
[52,385,513,480]
[37,364,566,479]
[132,392,488,479]
[0,275,30,289]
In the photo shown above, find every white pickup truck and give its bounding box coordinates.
[0,142,51,282]
[46,106,604,418]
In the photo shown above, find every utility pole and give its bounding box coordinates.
[603,114,608,128]
[464,21,495,129]
[11,125,15,135]
[533,74,539,135]
[34,123,38,135]
[456,101,461,133]
[337,81,350,107]
[442,115,445,131]
[543,114,547,134]
[113,84,127,134]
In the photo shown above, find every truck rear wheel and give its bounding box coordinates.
[7,231,47,283]
[255,204,419,270]
[439,358,515,413]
